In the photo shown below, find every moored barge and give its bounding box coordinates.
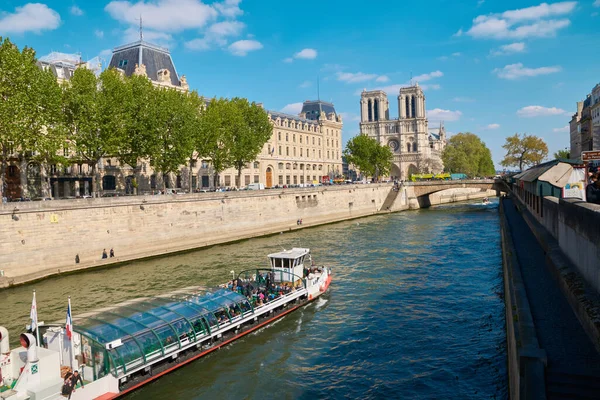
[0,248,331,399]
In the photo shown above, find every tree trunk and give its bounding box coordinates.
[40,163,50,198]
[189,155,194,194]
[237,166,242,189]
[91,162,98,198]
[0,144,6,201]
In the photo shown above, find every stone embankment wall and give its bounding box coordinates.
[0,184,405,287]
[0,183,493,288]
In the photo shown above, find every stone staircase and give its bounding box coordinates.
[379,187,400,212]
[546,369,600,399]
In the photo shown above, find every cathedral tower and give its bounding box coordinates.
[360,90,389,122]
[398,84,426,119]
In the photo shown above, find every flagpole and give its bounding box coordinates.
[33,290,40,347]
[68,296,74,369]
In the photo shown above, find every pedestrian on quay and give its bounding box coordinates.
[75,254,80,264]
[109,248,114,258]
[102,249,107,259]
[586,174,600,204]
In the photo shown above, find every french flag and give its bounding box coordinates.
[65,297,73,340]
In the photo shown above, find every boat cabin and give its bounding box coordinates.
[267,248,310,283]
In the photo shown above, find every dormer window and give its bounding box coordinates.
[118,59,128,68]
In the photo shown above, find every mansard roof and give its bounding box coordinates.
[301,100,336,120]
[268,111,319,125]
[108,40,180,87]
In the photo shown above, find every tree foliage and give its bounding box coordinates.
[229,98,273,187]
[343,134,393,179]
[500,133,548,171]
[553,148,570,160]
[441,132,495,177]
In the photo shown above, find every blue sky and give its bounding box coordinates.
[1,0,599,167]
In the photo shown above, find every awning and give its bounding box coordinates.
[537,162,573,188]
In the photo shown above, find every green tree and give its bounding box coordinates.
[149,87,196,189]
[185,91,207,192]
[343,134,393,180]
[63,68,126,196]
[199,98,236,187]
[0,37,64,199]
[117,73,157,171]
[442,132,496,177]
[501,133,548,171]
[553,148,570,160]
[229,98,273,187]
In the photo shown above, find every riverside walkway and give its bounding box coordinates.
[502,197,600,399]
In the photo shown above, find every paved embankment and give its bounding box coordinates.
[502,197,600,399]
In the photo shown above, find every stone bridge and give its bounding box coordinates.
[405,179,504,197]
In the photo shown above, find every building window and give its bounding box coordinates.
[278,162,283,169]
[313,149,315,157]
[102,175,116,190]
[279,146,282,155]
[405,96,410,117]
[293,176,298,184]
[327,151,330,159]
[318,138,321,146]
[293,163,297,170]
[300,148,303,157]
[327,139,329,146]
[254,161,259,169]
[300,175,304,184]
[306,135,308,143]
[279,176,283,185]
[286,147,289,156]
[254,175,259,183]
[300,136,302,144]
[319,150,321,158]
[7,166,17,177]
[407,143,411,152]
[411,95,416,117]
[268,144,271,155]
[286,133,289,141]
[278,132,281,140]
[293,147,296,156]
[312,137,315,145]
[118,59,128,68]
[286,163,291,170]
[224,176,231,186]
[293,134,296,142]
[286,175,291,185]
[151,175,156,189]
[245,175,251,185]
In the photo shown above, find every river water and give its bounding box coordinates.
[1,200,507,399]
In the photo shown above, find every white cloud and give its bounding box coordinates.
[452,96,475,102]
[413,70,443,82]
[0,3,61,34]
[339,112,361,122]
[105,0,217,32]
[207,20,245,37]
[337,72,379,83]
[228,39,263,56]
[283,57,293,63]
[427,108,463,122]
[98,49,113,58]
[493,63,561,79]
[486,123,501,129]
[294,48,317,59]
[185,21,246,51]
[375,75,390,83]
[214,0,243,18]
[70,5,84,16]
[490,42,526,56]
[517,105,567,117]
[452,52,462,56]
[280,103,303,115]
[553,125,570,132]
[595,0,600,7]
[299,80,312,88]
[464,1,576,39]
[95,29,104,39]
[437,56,449,61]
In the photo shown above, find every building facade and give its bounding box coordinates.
[570,83,600,158]
[359,84,446,180]
[206,100,344,188]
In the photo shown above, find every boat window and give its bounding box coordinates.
[135,330,163,358]
[153,324,178,349]
[118,338,144,368]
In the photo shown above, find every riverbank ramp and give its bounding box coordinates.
[502,197,600,399]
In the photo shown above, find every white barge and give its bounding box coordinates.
[0,248,331,399]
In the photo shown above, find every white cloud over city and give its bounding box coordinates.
[457,1,576,39]
[516,105,567,117]
[70,5,84,16]
[553,125,569,132]
[490,42,526,56]
[0,3,61,34]
[284,48,318,63]
[280,103,303,114]
[427,108,463,122]
[228,39,263,56]
[493,63,561,79]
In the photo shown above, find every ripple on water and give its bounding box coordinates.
[1,201,506,399]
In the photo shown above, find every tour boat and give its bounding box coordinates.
[0,248,331,400]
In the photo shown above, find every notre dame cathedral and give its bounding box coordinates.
[359,83,446,180]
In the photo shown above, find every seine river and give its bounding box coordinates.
[1,200,507,399]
